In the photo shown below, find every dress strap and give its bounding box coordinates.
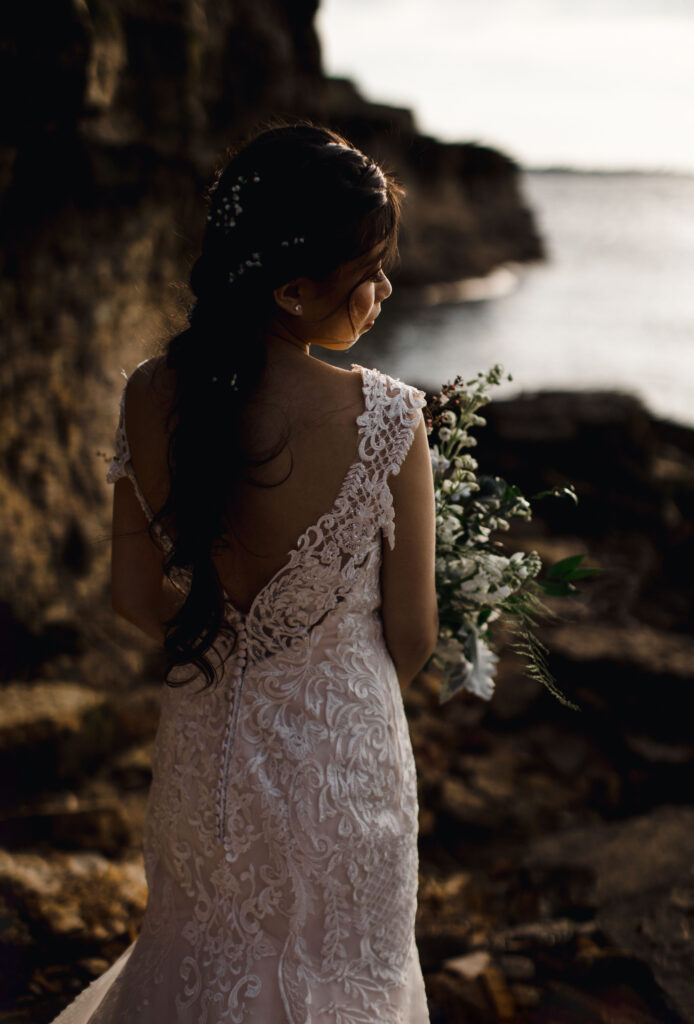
[106,376,173,554]
[354,365,426,481]
[353,365,427,550]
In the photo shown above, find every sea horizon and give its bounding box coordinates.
[323,168,694,429]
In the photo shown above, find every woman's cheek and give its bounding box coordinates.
[350,284,374,325]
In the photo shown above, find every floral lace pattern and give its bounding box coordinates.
[56,367,429,1024]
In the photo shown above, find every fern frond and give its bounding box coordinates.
[509,623,579,710]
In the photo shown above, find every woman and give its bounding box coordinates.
[55,124,437,1024]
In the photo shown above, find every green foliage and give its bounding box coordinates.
[510,623,580,710]
[541,555,600,596]
[428,367,596,708]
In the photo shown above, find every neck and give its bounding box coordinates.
[265,318,311,356]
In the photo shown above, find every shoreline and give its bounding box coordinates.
[399,262,524,307]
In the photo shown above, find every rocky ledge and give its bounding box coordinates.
[2,391,693,1023]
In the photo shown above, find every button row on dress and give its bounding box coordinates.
[215,625,248,842]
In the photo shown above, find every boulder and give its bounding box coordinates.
[0,848,146,1008]
[523,805,694,1022]
[0,682,160,807]
[0,803,131,857]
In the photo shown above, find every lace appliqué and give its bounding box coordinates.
[353,366,425,549]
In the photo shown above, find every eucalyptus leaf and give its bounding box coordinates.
[567,567,600,580]
[540,580,578,597]
[547,554,586,579]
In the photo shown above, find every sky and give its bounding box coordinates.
[317,0,694,172]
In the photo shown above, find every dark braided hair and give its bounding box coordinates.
[153,124,404,688]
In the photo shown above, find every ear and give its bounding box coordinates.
[273,280,304,316]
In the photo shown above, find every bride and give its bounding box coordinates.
[54,123,437,1023]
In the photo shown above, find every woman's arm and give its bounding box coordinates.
[110,363,182,642]
[111,478,182,643]
[381,413,438,690]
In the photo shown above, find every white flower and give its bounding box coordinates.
[464,636,498,700]
[437,632,498,703]
[450,484,472,502]
[430,449,450,473]
[480,553,508,577]
[448,556,476,579]
[427,369,564,706]
[458,572,489,598]
[435,512,461,546]
[435,635,468,665]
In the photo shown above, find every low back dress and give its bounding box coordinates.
[52,365,430,1024]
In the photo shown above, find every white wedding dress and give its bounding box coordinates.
[52,366,430,1024]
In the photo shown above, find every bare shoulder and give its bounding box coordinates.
[306,360,365,412]
[124,357,178,445]
[123,357,174,509]
[125,357,176,416]
[266,358,364,432]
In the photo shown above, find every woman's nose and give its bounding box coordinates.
[379,274,393,302]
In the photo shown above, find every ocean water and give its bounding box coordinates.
[325,172,694,427]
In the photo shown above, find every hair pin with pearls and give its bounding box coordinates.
[208,172,261,232]
[228,252,262,284]
[211,372,239,391]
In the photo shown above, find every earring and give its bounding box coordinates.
[294,304,302,313]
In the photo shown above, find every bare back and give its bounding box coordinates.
[124,349,366,613]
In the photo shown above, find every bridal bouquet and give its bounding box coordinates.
[426,366,594,705]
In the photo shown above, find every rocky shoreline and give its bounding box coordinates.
[2,391,693,1023]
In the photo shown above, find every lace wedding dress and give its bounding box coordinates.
[53,366,430,1024]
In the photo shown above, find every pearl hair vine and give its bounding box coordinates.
[211,371,239,391]
[228,253,261,284]
[207,164,308,285]
[208,171,261,232]
[227,236,305,284]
